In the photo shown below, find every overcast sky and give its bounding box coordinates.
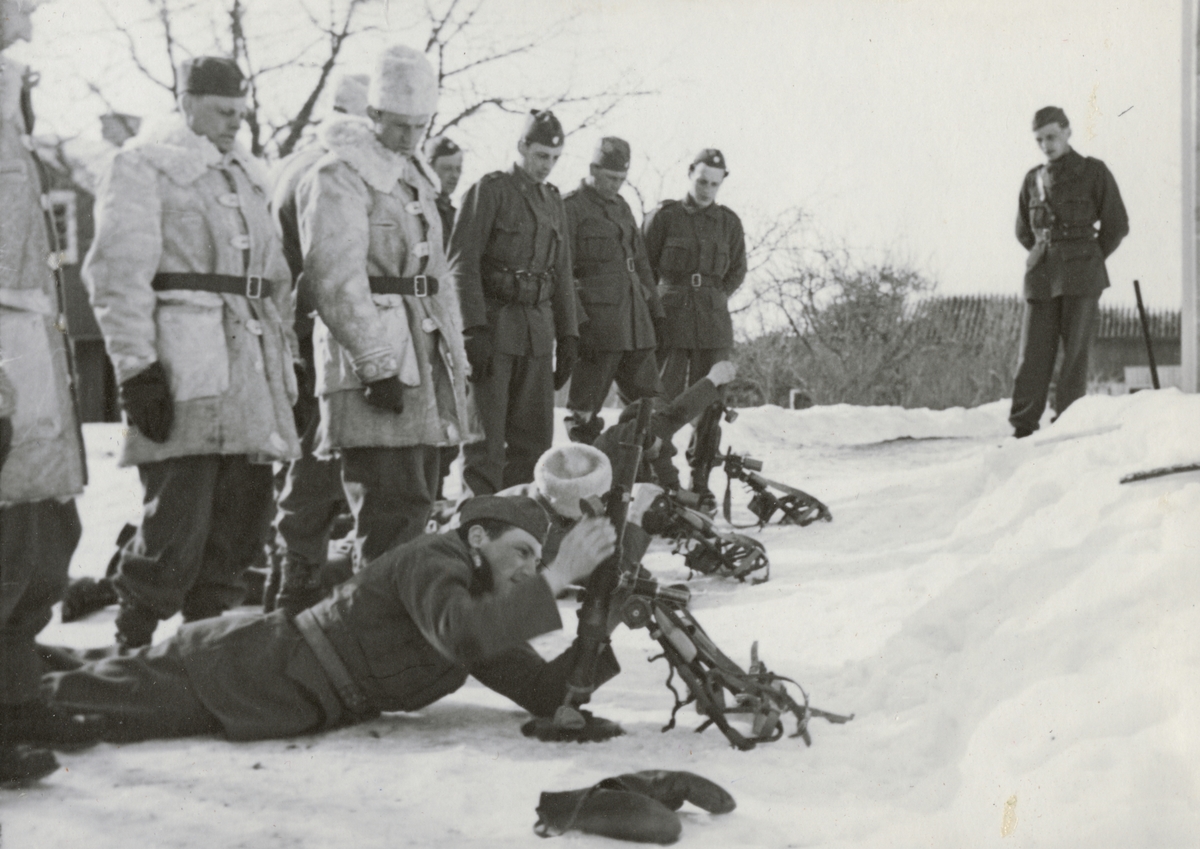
[13,0,1186,309]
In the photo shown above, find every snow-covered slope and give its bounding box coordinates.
[9,391,1199,848]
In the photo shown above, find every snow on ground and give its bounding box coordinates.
[5,392,1199,848]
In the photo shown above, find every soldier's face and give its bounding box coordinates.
[472,526,544,595]
[370,109,431,156]
[1,1,34,48]
[1035,122,1071,162]
[432,151,463,195]
[182,94,246,153]
[517,141,563,184]
[589,165,628,200]
[688,164,726,207]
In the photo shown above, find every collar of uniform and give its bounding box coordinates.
[320,115,408,193]
[1046,147,1083,178]
[510,162,545,192]
[580,179,619,208]
[682,193,716,215]
[123,112,268,190]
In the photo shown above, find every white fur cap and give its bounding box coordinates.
[368,44,437,116]
[332,73,370,117]
[534,444,613,520]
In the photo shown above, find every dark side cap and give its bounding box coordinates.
[691,148,727,173]
[426,135,461,162]
[458,495,550,544]
[592,136,630,171]
[1032,106,1069,131]
[181,57,247,98]
[521,110,564,148]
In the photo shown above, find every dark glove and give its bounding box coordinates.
[553,336,579,391]
[463,326,493,383]
[613,770,736,814]
[0,416,12,473]
[120,361,174,443]
[362,376,405,413]
[534,781,682,844]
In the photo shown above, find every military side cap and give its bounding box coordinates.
[691,148,727,173]
[459,495,550,544]
[1032,106,1069,131]
[522,110,564,148]
[425,134,461,162]
[181,57,247,97]
[592,136,630,171]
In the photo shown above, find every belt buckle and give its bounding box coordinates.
[245,275,264,298]
[690,273,702,288]
[412,274,428,297]
[626,257,636,273]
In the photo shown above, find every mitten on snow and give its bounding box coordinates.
[613,770,737,814]
[534,779,681,844]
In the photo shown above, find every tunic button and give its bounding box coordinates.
[421,318,438,333]
[230,234,251,249]
[412,241,430,257]
[361,363,378,380]
[245,319,263,336]
[405,201,423,215]
[218,193,241,208]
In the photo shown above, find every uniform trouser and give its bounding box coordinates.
[115,455,275,620]
[1008,295,1100,434]
[340,445,440,567]
[41,635,223,740]
[0,499,80,704]
[660,347,730,491]
[462,352,554,496]
[567,347,662,417]
[273,391,345,570]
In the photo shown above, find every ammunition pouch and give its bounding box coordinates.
[482,268,555,306]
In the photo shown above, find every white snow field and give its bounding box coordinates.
[5,390,1198,848]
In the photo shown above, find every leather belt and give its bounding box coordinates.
[664,273,720,289]
[293,609,372,716]
[152,272,272,299]
[579,257,638,278]
[483,268,555,306]
[368,275,438,296]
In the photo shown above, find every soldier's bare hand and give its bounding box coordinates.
[542,517,617,595]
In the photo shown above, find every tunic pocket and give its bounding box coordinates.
[660,237,692,275]
[154,300,230,401]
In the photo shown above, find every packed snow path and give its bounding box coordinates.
[7,391,1198,848]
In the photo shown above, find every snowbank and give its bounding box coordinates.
[9,391,1199,848]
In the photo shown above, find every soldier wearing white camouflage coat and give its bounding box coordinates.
[83,57,300,649]
[295,45,478,567]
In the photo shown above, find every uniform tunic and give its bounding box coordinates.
[42,532,619,741]
[1009,148,1128,434]
[451,166,579,494]
[564,181,662,424]
[1,58,86,702]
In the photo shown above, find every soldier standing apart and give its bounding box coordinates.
[642,150,746,509]
[263,74,368,615]
[1010,107,1128,438]
[563,137,663,445]
[83,57,301,649]
[424,133,464,500]
[1,0,98,782]
[295,45,476,567]
[452,110,579,495]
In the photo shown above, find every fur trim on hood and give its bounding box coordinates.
[125,113,269,190]
[318,115,441,194]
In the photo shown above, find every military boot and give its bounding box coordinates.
[274,555,325,618]
[0,744,58,786]
[688,465,717,516]
[534,778,682,844]
[114,602,158,651]
[566,411,604,445]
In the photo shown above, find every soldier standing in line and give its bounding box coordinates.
[262,73,368,615]
[563,136,663,445]
[424,133,465,501]
[642,149,746,510]
[1009,106,1128,438]
[1,0,100,782]
[83,57,300,650]
[295,45,476,568]
[451,110,579,495]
